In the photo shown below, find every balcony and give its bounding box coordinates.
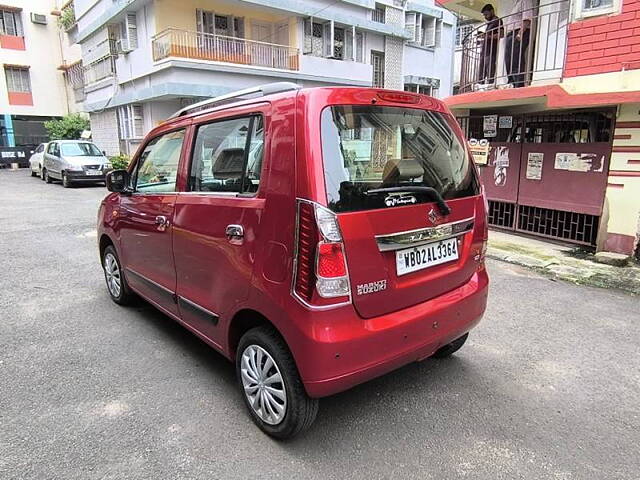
[457,0,569,94]
[152,28,300,71]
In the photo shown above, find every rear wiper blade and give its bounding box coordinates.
[366,186,452,216]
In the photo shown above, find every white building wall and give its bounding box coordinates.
[0,0,70,117]
[56,1,84,113]
[90,109,119,155]
[402,20,456,97]
[78,0,458,153]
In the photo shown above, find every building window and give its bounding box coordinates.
[304,20,364,62]
[404,83,439,97]
[196,9,244,38]
[118,12,138,51]
[118,104,144,140]
[5,66,31,93]
[574,0,620,18]
[371,51,385,87]
[455,23,476,47]
[406,13,443,48]
[304,21,324,56]
[0,10,23,37]
[372,4,386,23]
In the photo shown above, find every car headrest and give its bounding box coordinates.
[382,158,424,185]
[212,148,244,179]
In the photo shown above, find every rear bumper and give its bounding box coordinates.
[296,269,489,398]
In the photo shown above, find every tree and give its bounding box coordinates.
[44,114,90,141]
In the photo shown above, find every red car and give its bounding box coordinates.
[98,84,489,439]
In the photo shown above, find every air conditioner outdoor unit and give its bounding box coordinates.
[116,39,132,54]
[31,13,48,25]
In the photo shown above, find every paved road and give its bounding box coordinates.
[1,169,638,480]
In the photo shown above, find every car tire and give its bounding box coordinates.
[102,245,135,305]
[30,169,37,177]
[236,326,318,440]
[40,167,45,181]
[431,333,469,359]
[62,172,72,188]
[44,169,52,184]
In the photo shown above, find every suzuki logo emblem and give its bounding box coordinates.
[428,208,440,224]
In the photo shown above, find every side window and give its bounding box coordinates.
[189,115,264,194]
[134,129,185,193]
[47,143,56,155]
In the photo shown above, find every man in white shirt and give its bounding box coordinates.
[503,0,534,87]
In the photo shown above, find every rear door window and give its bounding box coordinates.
[189,115,264,194]
[321,106,478,212]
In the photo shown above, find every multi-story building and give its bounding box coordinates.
[72,0,457,156]
[443,0,640,257]
[0,0,81,150]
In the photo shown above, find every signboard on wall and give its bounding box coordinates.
[0,147,32,167]
[554,152,604,172]
[483,115,498,137]
[469,138,490,165]
[499,116,513,129]
[526,152,543,180]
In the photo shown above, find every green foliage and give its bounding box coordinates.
[58,6,76,30]
[44,114,90,141]
[109,154,130,170]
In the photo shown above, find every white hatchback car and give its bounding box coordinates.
[42,140,112,187]
[29,143,47,178]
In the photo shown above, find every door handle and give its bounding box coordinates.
[155,215,170,232]
[226,224,244,245]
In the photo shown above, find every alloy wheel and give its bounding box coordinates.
[240,345,287,425]
[104,252,122,298]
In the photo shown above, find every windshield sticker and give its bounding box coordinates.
[384,194,417,207]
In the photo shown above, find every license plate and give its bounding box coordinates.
[396,237,459,276]
[85,170,101,176]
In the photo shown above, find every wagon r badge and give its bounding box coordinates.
[385,194,417,207]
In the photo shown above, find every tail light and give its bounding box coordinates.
[475,187,489,270]
[293,200,351,307]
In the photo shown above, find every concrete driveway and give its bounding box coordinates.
[1,169,638,479]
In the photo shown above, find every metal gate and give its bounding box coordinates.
[458,110,614,246]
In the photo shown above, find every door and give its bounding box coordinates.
[118,129,187,316]
[274,21,289,46]
[44,142,61,177]
[251,21,271,42]
[469,111,613,245]
[321,105,483,319]
[173,113,266,343]
[251,21,273,67]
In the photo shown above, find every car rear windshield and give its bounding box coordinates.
[321,105,479,213]
[61,143,102,157]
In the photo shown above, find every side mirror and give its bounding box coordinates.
[102,150,106,156]
[106,169,131,193]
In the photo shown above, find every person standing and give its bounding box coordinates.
[477,4,503,86]
[504,0,534,87]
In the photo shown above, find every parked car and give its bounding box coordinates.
[42,140,112,187]
[29,143,47,178]
[98,84,489,439]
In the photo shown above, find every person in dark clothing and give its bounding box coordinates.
[477,4,503,85]
[504,0,533,87]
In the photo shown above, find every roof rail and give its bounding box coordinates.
[169,82,301,119]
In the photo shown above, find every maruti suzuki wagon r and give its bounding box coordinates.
[98,83,489,439]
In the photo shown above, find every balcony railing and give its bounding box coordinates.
[84,55,116,85]
[152,28,300,71]
[458,0,569,94]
